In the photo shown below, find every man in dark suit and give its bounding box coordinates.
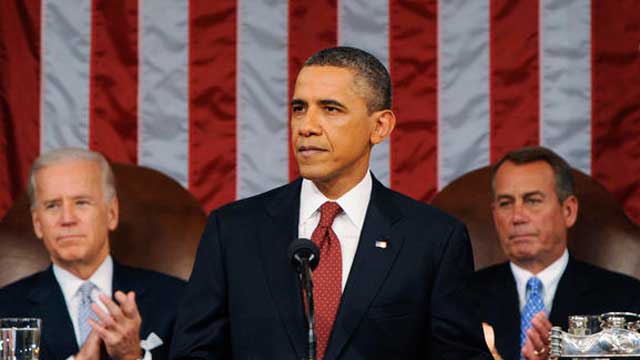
[0,148,185,360]
[471,146,640,360]
[170,46,490,359]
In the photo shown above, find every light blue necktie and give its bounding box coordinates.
[78,282,97,345]
[520,277,544,360]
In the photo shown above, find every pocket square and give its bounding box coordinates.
[141,332,163,351]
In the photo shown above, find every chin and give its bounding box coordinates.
[511,250,538,263]
[55,250,86,263]
[298,166,329,182]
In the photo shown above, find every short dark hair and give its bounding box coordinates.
[491,146,575,202]
[303,46,392,113]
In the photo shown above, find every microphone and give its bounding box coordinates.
[287,238,319,360]
[288,238,320,273]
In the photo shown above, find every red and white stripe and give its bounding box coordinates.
[1,0,638,224]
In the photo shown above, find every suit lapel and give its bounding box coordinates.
[324,177,404,360]
[549,257,588,328]
[28,268,79,359]
[112,262,148,299]
[259,179,306,358]
[486,264,521,360]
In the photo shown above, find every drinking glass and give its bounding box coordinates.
[0,318,41,360]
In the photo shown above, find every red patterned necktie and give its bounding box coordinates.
[310,201,343,360]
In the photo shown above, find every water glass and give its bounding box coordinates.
[0,318,41,360]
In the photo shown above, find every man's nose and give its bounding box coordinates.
[511,202,529,224]
[297,109,321,137]
[60,202,78,225]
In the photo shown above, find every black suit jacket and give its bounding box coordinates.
[472,257,640,360]
[0,261,185,360]
[171,176,490,359]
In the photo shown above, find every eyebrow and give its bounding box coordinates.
[317,99,346,109]
[290,98,346,109]
[495,191,545,200]
[41,194,93,203]
[291,99,306,107]
[494,194,514,202]
[523,191,545,198]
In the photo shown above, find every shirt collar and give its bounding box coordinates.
[510,249,569,297]
[300,171,372,230]
[53,255,114,300]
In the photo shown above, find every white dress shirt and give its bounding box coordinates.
[298,171,372,290]
[510,249,569,314]
[53,255,113,346]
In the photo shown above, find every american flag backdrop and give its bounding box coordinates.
[1,0,639,223]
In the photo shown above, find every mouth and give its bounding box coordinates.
[297,145,328,156]
[56,235,84,242]
[508,234,537,242]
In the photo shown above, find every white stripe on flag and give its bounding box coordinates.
[40,0,92,152]
[338,0,390,186]
[438,0,491,189]
[540,0,592,174]
[236,0,289,199]
[138,0,190,187]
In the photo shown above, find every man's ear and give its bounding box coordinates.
[370,109,396,145]
[562,195,578,228]
[107,195,119,231]
[32,209,44,239]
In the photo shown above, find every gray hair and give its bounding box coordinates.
[28,147,116,208]
[303,46,392,113]
[491,146,575,202]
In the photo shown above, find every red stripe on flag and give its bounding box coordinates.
[89,0,139,164]
[288,1,337,181]
[591,0,640,224]
[489,0,539,163]
[0,0,41,219]
[189,1,237,212]
[389,0,438,201]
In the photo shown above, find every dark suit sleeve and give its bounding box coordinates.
[429,223,492,359]
[171,213,231,360]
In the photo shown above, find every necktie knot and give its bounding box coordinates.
[78,281,96,302]
[526,276,543,296]
[318,202,342,228]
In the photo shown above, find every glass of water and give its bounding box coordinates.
[0,318,41,360]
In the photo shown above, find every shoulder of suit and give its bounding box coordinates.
[380,185,463,226]
[0,269,50,304]
[472,262,510,281]
[206,179,300,219]
[570,259,640,286]
[117,264,186,289]
[0,269,49,293]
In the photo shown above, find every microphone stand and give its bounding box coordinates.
[297,255,317,360]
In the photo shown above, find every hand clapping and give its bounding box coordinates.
[88,291,143,360]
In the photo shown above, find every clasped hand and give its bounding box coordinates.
[521,312,552,360]
[75,291,142,360]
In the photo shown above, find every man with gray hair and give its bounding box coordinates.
[470,146,640,360]
[0,147,184,360]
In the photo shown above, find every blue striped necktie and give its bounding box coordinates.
[78,282,97,345]
[520,276,544,360]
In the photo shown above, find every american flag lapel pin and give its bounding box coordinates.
[375,239,389,249]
